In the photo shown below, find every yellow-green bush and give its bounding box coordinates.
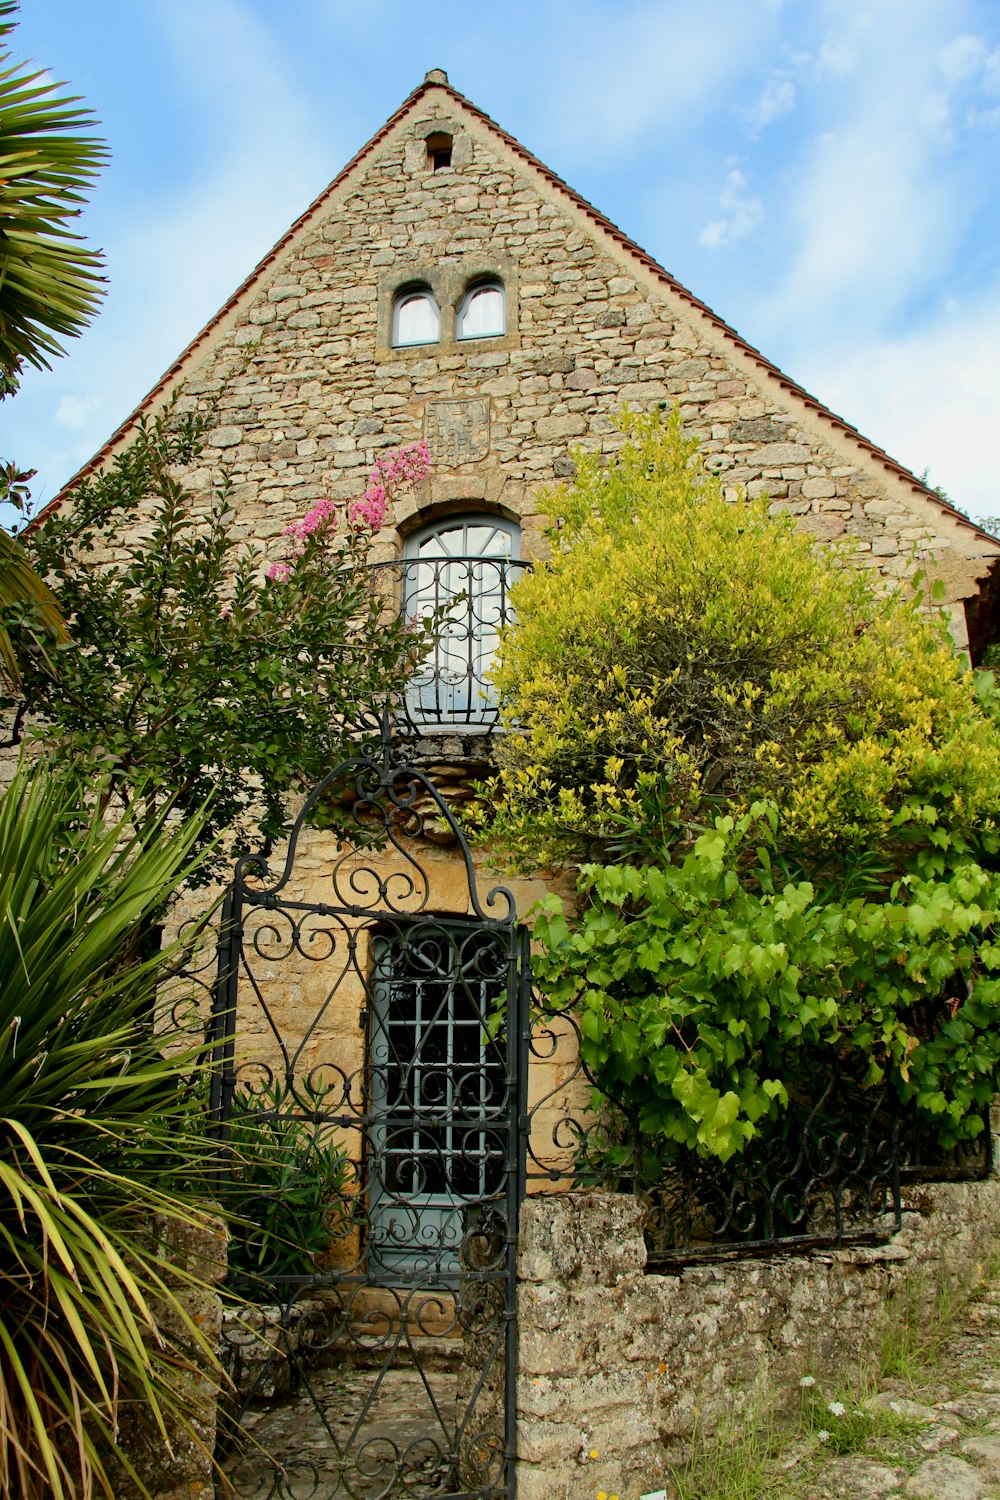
[488,407,1000,875]
[486,409,1000,1164]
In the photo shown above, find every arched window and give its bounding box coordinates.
[425,131,453,171]
[455,279,505,341]
[391,286,440,347]
[402,514,523,728]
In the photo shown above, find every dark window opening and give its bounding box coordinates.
[366,921,511,1270]
[426,132,453,171]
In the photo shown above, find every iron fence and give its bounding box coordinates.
[518,981,994,1268]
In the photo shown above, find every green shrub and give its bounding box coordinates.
[225,1081,352,1288]
[487,408,1000,1165]
[488,407,1000,876]
[533,804,1000,1163]
[0,756,220,1499]
[5,409,432,881]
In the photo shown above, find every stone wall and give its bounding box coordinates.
[515,1178,1000,1500]
[119,1209,227,1500]
[47,76,998,659]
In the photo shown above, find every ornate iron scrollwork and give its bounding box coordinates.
[210,731,520,1498]
[517,973,989,1267]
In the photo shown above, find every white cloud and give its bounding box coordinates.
[936,31,1000,120]
[794,291,1000,522]
[816,38,858,77]
[940,33,989,83]
[739,77,797,135]
[698,167,765,249]
[542,1,775,158]
[54,395,102,431]
[920,91,954,144]
[756,123,948,338]
[1,0,342,507]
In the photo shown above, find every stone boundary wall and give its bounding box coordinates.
[122,1210,227,1500]
[516,1173,1000,1500]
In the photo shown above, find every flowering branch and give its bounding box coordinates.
[266,441,430,581]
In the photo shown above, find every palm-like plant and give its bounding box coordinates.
[0,0,107,380]
[0,524,65,686]
[0,757,223,1500]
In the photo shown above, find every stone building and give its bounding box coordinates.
[33,70,1000,1500]
[38,57,1000,1226]
[46,67,1000,661]
[39,58,1000,1248]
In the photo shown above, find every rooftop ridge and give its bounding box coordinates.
[32,74,994,546]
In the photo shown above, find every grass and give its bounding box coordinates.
[669,1408,779,1500]
[878,1266,975,1385]
[799,1386,929,1457]
[661,1259,1000,1500]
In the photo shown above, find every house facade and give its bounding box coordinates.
[43,45,1000,1304]
[50,69,1000,661]
[39,71,1000,1499]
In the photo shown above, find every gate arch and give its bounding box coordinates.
[209,735,523,1498]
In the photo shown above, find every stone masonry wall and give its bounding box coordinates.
[70,77,996,652]
[9,81,997,770]
[515,1175,1000,1500]
[118,1210,227,1500]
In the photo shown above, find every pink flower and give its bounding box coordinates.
[367,441,430,496]
[266,561,292,582]
[283,496,339,546]
[219,604,233,618]
[273,441,432,552]
[346,442,430,532]
[348,479,388,532]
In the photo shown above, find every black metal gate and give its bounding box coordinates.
[208,738,523,1499]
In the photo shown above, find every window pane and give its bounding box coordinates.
[403,515,520,726]
[457,284,504,340]
[393,291,440,346]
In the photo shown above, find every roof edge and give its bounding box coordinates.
[33,74,997,550]
[30,77,438,529]
[436,84,994,548]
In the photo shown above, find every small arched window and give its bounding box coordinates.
[455,279,505,341]
[402,514,523,728]
[391,286,440,347]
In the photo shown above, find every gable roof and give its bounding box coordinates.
[35,72,996,548]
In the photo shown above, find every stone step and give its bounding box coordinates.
[338,1334,465,1373]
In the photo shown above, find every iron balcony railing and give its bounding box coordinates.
[372,554,529,732]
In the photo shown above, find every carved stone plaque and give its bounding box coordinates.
[424,399,490,465]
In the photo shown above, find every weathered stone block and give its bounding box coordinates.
[751,442,813,465]
[797,513,846,540]
[731,418,786,442]
[535,413,588,440]
[518,1192,646,1284]
[802,476,837,498]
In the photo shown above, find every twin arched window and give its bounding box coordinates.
[390,279,505,348]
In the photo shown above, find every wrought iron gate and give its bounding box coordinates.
[208,739,523,1499]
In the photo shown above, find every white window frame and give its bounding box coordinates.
[402,514,521,728]
[455,279,505,341]
[391,286,441,348]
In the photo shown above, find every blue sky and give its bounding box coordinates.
[2,0,1000,520]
